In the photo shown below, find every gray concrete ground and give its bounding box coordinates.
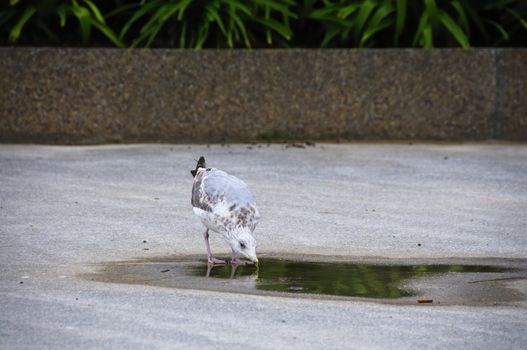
[1,143,526,349]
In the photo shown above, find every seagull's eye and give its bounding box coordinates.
[239,241,246,249]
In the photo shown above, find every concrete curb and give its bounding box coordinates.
[0,48,525,143]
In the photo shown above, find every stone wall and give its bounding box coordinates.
[0,48,525,143]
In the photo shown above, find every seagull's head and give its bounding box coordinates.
[228,229,258,263]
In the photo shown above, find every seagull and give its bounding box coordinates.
[191,156,260,265]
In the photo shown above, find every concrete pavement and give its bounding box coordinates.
[1,143,526,349]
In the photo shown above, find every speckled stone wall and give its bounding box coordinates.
[0,48,525,143]
[501,50,527,140]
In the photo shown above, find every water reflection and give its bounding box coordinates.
[194,258,509,298]
[206,263,258,281]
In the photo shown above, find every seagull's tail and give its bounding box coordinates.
[190,156,206,177]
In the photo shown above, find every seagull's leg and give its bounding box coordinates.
[203,229,226,265]
[229,264,238,279]
[205,263,213,277]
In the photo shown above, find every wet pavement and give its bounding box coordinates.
[84,254,526,305]
[1,143,527,349]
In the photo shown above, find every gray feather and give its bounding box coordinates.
[192,168,260,234]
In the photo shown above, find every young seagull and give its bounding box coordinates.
[191,156,260,265]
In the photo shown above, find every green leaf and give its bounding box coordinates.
[462,1,489,43]
[206,5,226,35]
[227,30,233,48]
[482,0,518,12]
[179,20,187,48]
[413,12,432,47]
[139,3,180,35]
[309,5,341,20]
[226,16,234,48]
[450,1,469,34]
[35,20,61,43]
[424,0,438,28]
[309,14,352,27]
[106,3,139,19]
[10,0,20,5]
[83,0,105,24]
[137,0,190,41]
[154,0,191,22]
[230,7,251,47]
[176,0,191,20]
[9,6,36,43]
[90,18,125,47]
[422,24,433,48]
[264,5,272,45]
[195,22,210,49]
[438,10,469,47]
[227,1,252,17]
[354,0,377,43]
[252,0,297,18]
[361,19,393,46]
[137,5,166,35]
[71,1,91,45]
[337,4,361,19]
[361,3,394,46]
[144,25,162,47]
[394,0,406,44]
[120,0,163,38]
[256,18,292,40]
[504,8,527,29]
[368,3,394,28]
[57,5,68,27]
[320,27,340,47]
[131,28,154,47]
[483,19,509,41]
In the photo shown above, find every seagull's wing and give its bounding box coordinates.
[192,168,260,232]
[192,168,255,209]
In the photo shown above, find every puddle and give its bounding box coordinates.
[83,255,527,306]
[194,259,509,298]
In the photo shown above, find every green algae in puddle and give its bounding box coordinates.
[192,258,510,298]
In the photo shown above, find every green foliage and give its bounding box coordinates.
[304,0,526,48]
[1,0,526,48]
[118,0,297,48]
[1,0,124,47]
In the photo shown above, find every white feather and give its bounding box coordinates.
[192,167,260,240]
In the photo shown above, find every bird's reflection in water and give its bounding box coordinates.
[205,262,258,281]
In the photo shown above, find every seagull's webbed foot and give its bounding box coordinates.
[208,257,227,265]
